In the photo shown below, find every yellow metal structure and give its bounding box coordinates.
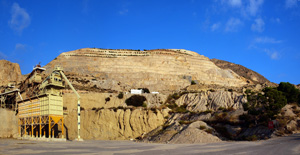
[18,66,65,139]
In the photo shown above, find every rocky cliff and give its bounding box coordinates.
[64,109,166,140]
[176,91,246,112]
[211,59,270,85]
[0,60,22,86]
[44,48,247,92]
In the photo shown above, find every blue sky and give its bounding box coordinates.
[0,0,299,84]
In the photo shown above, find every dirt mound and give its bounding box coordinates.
[142,121,221,144]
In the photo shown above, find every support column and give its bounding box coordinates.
[77,99,81,140]
[24,118,27,137]
[62,118,64,139]
[49,116,51,138]
[31,117,33,137]
[18,119,21,137]
[39,116,42,138]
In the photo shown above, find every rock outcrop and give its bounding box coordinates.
[176,91,246,112]
[0,60,22,86]
[211,59,270,85]
[44,48,247,92]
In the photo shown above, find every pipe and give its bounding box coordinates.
[59,70,81,140]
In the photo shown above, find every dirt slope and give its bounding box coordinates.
[211,59,270,85]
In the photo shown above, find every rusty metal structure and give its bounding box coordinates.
[18,65,66,139]
[0,82,20,110]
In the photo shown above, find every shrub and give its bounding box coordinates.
[199,125,206,130]
[246,135,258,141]
[277,82,300,104]
[242,102,249,111]
[214,126,231,139]
[245,89,252,94]
[203,110,212,114]
[125,95,147,107]
[138,88,150,93]
[205,128,213,134]
[218,107,225,111]
[105,97,110,102]
[179,120,193,125]
[173,105,189,113]
[142,102,147,108]
[191,80,196,85]
[117,92,124,99]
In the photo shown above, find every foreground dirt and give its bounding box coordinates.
[0,134,299,155]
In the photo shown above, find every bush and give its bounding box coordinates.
[263,87,287,113]
[242,102,249,111]
[125,95,147,107]
[218,107,225,111]
[199,125,206,130]
[277,82,300,104]
[245,89,252,94]
[191,80,196,85]
[173,105,189,113]
[117,92,124,99]
[179,120,193,125]
[246,135,258,141]
[214,126,231,139]
[205,128,213,134]
[138,88,150,93]
[203,110,212,114]
[142,102,147,108]
[105,97,110,102]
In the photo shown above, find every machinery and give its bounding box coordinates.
[0,82,20,110]
[17,65,81,140]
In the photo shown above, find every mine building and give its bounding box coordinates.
[17,65,66,139]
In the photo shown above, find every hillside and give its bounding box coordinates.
[211,59,271,85]
[0,60,22,86]
[44,48,248,92]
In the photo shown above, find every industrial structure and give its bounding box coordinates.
[17,65,81,140]
[0,82,20,111]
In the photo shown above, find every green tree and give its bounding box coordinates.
[277,82,300,104]
[263,87,287,118]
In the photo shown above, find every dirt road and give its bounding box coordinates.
[0,134,299,155]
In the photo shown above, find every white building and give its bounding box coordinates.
[130,89,143,94]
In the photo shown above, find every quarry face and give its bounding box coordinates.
[44,48,247,92]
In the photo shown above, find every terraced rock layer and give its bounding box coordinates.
[44,48,247,92]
